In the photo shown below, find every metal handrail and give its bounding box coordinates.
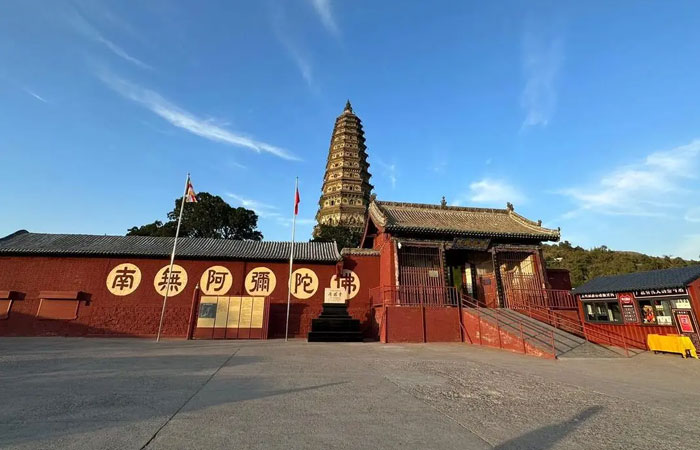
[518,303,643,347]
[461,294,557,358]
[511,303,646,357]
[505,288,579,309]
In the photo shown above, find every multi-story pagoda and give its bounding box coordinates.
[314,100,373,233]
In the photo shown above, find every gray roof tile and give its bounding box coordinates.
[369,201,560,240]
[574,265,700,295]
[0,231,341,263]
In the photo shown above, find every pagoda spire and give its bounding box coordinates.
[314,101,373,235]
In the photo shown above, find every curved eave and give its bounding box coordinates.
[384,225,560,241]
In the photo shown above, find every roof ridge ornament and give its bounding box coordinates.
[506,202,514,211]
[440,196,447,208]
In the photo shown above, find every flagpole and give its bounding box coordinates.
[285,176,298,342]
[156,172,190,342]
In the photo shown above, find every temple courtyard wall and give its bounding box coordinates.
[0,254,379,339]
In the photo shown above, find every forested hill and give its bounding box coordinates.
[543,241,700,288]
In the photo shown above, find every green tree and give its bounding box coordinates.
[127,192,263,240]
[312,224,363,250]
[543,241,699,287]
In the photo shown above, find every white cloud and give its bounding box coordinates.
[270,6,315,89]
[68,11,151,70]
[308,0,340,37]
[24,88,47,103]
[227,193,315,229]
[99,72,298,160]
[226,193,280,218]
[520,28,564,129]
[561,140,700,217]
[685,207,700,223]
[280,38,314,87]
[375,159,397,189]
[468,179,525,206]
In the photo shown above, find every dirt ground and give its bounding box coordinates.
[1,338,699,449]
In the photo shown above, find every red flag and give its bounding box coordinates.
[185,179,197,203]
[294,186,300,215]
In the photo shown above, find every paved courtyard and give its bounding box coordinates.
[1,338,699,450]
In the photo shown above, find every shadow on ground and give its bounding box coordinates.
[495,406,603,450]
[0,344,347,448]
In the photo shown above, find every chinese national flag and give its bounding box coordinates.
[294,186,300,215]
[186,179,197,203]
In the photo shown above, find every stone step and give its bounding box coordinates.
[464,306,627,358]
[308,303,363,342]
[310,318,361,332]
[307,331,363,342]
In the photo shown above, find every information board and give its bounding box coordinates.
[618,293,639,324]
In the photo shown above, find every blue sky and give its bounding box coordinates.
[1,1,699,259]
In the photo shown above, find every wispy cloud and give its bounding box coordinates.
[99,72,298,160]
[684,207,700,223]
[467,178,526,206]
[68,10,151,70]
[308,0,340,37]
[24,88,48,103]
[270,4,315,89]
[279,37,314,87]
[227,193,314,228]
[520,26,564,129]
[561,140,700,218]
[226,193,280,218]
[375,159,398,189]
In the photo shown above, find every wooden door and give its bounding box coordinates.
[477,274,498,308]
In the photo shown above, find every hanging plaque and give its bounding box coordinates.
[449,238,490,251]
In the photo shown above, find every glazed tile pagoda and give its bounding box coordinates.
[314,101,373,233]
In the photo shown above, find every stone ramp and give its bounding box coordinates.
[471,307,631,358]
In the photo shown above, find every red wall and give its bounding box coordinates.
[382,305,462,343]
[373,232,396,289]
[0,254,379,339]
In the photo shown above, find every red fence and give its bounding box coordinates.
[505,288,578,310]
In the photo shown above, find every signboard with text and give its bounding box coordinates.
[633,287,687,298]
[618,293,639,324]
[579,292,616,300]
[324,288,346,304]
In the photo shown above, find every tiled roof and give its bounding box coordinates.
[574,266,700,295]
[368,201,560,241]
[0,231,341,263]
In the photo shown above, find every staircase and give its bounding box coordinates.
[460,295,644,359]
